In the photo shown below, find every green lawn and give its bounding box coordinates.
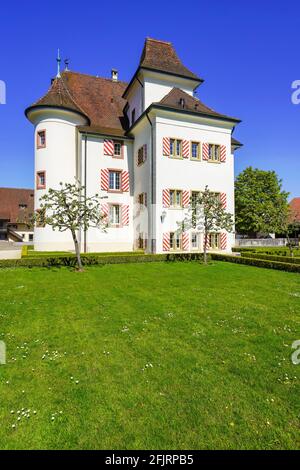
[0,261,299,450]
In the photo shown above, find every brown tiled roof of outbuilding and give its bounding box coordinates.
[0,188,34,223]
[289,197,300,223]
[156,88,240,122]
[139,38,201,81]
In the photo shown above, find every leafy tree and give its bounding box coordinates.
[235,167,289,237]
[34,182,106,271]
[181,186,234,263]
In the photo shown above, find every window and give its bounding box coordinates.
[19,204,27,209]
[169,190,182,208]
[131,108,136,125]
[209,233,220,249]
[208,144,220,162]
[191,142,200,160]
[137,234,147,250]
[109,171,121,191]
[138,193,146,207]
[170,138,182,158]
[137,145,147,166]
[29,234,34,242]
[170,232,182,251]
[113,141,122,157]
[36,208,46,228]
[37,130,46,149]
[36,171,46,189]
[109,204,120,225]
[191,233,200,249]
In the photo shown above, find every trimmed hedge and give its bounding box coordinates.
[0,252,209,269]
[232,246,300,256]
[241,252,300,265]
[211,253,300,273]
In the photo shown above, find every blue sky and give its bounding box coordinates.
[0,0,299,199]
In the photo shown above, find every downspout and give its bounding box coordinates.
[84,133,87,253]
[145,112,154,253]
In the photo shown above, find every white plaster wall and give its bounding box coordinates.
[154,113,235,253]
[81,135,134,252]
[127,81,143,125]
[143,75,195,110]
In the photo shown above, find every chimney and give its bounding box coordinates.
[111,69,118,82]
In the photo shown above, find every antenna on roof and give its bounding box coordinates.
[64,58,69,71]
[56,49,61,78]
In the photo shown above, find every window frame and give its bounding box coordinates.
[209,232,221,250]
[108,204,121,227]
[37,129,46,149]
[190,141,201,161]
[191,232,200,250]
[208,143,221,163]
[36,171,46,190]
[108,169,122,192]
[36,208,46,228]
[137,145,146,166]
[169,138,183,159]
[169,189,183,209]
[169,231,182,251]
[113,141,123,159]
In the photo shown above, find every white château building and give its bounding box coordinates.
[25,38,242,253]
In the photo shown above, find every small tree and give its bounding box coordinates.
[181,186,234,263]
[35,182,106,271]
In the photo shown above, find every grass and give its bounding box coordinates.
[0,261,299,450]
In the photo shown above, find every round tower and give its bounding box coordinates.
[25,76,89,251]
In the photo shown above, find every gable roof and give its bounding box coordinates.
[154,88,240,123]
[0,188,34,223]
[289,197,300,222]
[26,71,129,136]
[139,38,202,81]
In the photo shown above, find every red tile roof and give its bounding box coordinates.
[26,71,129,136]
[139,38,201,81]
[0,188,34,224]
[289,197,300,223]
[156,88,240,123]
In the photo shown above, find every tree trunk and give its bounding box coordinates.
[71,229,83,271]
[203,231,208,264]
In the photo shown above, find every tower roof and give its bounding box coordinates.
[139,38,202,81]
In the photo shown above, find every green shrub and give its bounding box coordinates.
[232,246,300,256]
[0,252,209,269]
[211,253,300,273]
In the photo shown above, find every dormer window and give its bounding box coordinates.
[37,130,46,149]
[19,204,27,209]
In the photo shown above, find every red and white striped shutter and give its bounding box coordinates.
[122,171,129,192]
[101,203,109,222]
[101,169,109,190]
[202,143,209,161]
[182,140,190,158]
[182,232,189,251]
[162,189,170,208]
[220,192,227,209]
[163,233,170,251]
[182,190,190,208]
[220,233,227,250]
[104,139,114,156]
[122,205,129,226]
[143,144,147,161]
[220,145,226,163]
[163,137,170,156]
[203,233,210,250]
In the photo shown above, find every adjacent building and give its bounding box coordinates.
[25,38,242,253]
[0,188,34,242]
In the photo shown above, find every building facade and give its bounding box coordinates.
[25,38,242,253]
